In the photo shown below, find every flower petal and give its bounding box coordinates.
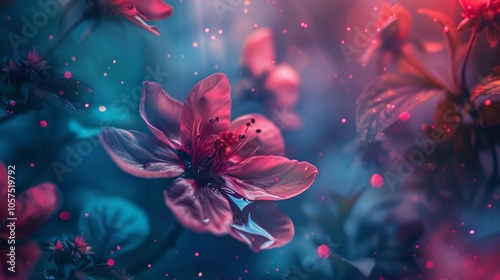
[224,156,318,201]
[0,243,41,280]
[100,128,185,178]
[15,183,59,240]
[229,201,294,252]
[230,114,285,158]
[264,63,300,108]
[180,74,231,147]
[164,178,232,235]
[459,0,490,15]
[129,0,173,20]
[241,28,276,77]
[140,81,183,146]
[117,4,161,35]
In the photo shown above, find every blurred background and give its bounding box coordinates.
[2,0,500,279]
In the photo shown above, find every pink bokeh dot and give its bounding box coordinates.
[59,211,70,220]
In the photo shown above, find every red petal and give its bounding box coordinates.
[0,243,41,280]
[129,0,173,20]
[229,201,294,251]
[224,156,318,200]
[230,114,285,158]
[116,4,161,35]
[241,28,276,77]
[100,128,185,178]
[264,63,300,108]
[459,0,490,15]
[14,183,58,239]
[164,178,232,235]
[140,81,183,146]
[180,74,231,147]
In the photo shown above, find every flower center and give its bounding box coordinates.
[184,117,261,185]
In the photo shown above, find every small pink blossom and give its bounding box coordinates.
[0,162,59,280]
[459,0,491,17]
[240,28,303,130]
[100,73,317,251]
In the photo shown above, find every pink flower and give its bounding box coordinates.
[239,28,303,130]
[459,0,491,17]
[0,162,59,280]
[99,0,173,36]
[100,73,317,251]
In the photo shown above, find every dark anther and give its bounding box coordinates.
[251,118,256,123]
[215,117,220,122]
[239,134,245,139]
[256,129,262,133]
[246,122,251,127]
[209,118,213,123]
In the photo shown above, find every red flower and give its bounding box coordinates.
[100,74,317,251]
[458,0,500,47]
[72,236,93,256]
[460,0,491,17]
[240,28,303,130]
[0,163,59,280]
[99,0,173,36]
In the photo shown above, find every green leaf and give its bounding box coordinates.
[356,74,444,141]
[77,196,151,257]
[42,269,66,280]
[83,264,133,280]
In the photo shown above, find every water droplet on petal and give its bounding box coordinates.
[203,218,210,224]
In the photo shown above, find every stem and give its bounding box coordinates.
[44,1,99,57]
[461,29,478,99]
[128,221,183,276]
